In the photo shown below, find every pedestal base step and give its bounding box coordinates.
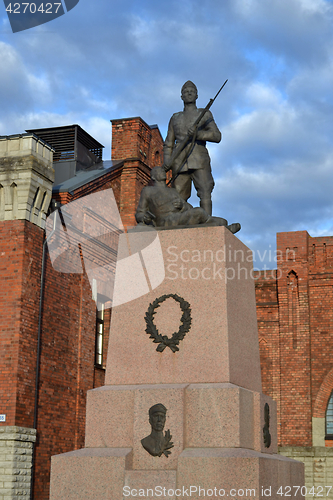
[177,448,305,500]
[50,447,132,500]
[50,447,304,500]
[124,470,176,499]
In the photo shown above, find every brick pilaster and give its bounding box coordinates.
[276,231,312,446]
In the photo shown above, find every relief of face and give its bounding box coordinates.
[149,411,166,432]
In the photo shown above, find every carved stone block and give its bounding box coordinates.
[50,448,132,500]
[184,383,254,449]
[105,227,262,392]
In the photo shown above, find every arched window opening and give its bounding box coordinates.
[326,391,333,439]
[30,187,40,222]
[39,191,47,212]
[11,182,18,217]
[31,187,40,209]
[154,151,160,166]
[95,303,105,367]
[287,270,299,349]
[0,184,4,218]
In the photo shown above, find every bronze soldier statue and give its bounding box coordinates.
[163,81,222,216]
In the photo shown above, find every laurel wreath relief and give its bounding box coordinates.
[144,294,192,352]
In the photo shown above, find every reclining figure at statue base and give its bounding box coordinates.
[135,167,240,234]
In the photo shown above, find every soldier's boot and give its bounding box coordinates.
[200,198,212,216]
[227,223,241,234]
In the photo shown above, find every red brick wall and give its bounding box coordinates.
[149,126,164,167]
[0,196,117,499]
[111,117,156,162]
[308,237,333,421]
[33,191,118,498]
[118,161,149,228]
[32,248,111,499]
[0,220,44,428]
[255,270,279,405]
[0,217,111,499]
[276,231,312,446]
[256,231,333,447]
[0,220,23,427]
[111,117,164,228]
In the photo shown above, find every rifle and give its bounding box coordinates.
[164,80,228,185]
[146,210,156,220]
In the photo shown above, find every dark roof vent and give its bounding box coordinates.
[26,125,105,184]
[26,124,104,162]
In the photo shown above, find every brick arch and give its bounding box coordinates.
[313,368,333,417]
[282,268,297,286]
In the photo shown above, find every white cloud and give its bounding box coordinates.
[246,83,284,110]
[298,0,330,14]
[0,41,25,83]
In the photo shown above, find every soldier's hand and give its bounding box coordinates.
[143,213,153,224]
[173,199,183,210]
[137,213,152,224]
[187,126,195,137]
[163,162,170,172]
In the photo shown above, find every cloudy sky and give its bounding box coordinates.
[1,0,333,269]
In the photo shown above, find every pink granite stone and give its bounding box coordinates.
[105,226,262,392]
[85,385,135,448]
[124,470,177,499]
[177,448,304,500]
[184,383,254,449]
[132,384,186,470]
[177,448,258,500]
[253,392,278,454]
[85,383,187,457]
[49,447,132,500]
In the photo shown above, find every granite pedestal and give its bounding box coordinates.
[50,226,304,499]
